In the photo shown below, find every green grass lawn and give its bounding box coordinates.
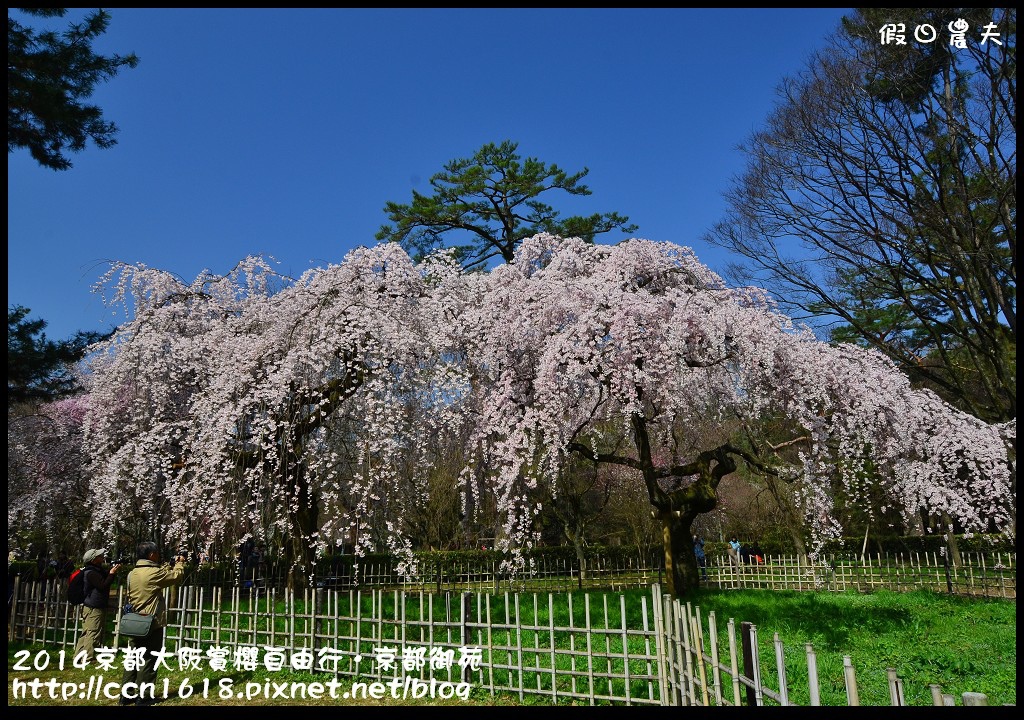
[686,587,1016,706]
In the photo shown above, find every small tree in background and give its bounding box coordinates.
[376,140,637,271]
[7,305,110,406]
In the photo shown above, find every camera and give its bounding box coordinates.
[172,548,190,564]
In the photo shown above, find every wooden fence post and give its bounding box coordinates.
[886,667,905,705]
[460,590,471,684]
[843,655,859,706]
[740,621,756,706]
[314,586,324,652]
[8,575,20,642]
[805,643,820,706]
[942,544,954,594]
[930,684,956,705]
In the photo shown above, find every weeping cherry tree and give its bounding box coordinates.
[59,235,1015,596]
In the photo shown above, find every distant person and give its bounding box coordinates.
[247,545,262,573]
[56,553,74,579]
[728,537,742,567]
[693,535,708,581]
[119,542,186,706]
[749,540,764,565]
[74,548,121,663]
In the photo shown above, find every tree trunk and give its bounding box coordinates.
[286,507,318,591]
[571,533,587,582]
[578,414,738,600]
[941,512,962,569]
[285,467,320,591]
[659,509,702,598]
[761,472,807,561]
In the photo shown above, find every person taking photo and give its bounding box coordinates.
[73,548,122,662]
[119,541,186,706]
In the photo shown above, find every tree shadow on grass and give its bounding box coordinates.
[688,588,925,649]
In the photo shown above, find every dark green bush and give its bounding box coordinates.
[8,561,39,581]
[269,533,1015,580]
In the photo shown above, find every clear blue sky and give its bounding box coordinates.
[8,8,852,341]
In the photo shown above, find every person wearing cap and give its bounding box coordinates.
[73,548,122,663]
[119,541,187,706]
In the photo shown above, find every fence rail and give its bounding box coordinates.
[709,550,1016,599]
[162,550,1016,600]
[8,577,1009,706]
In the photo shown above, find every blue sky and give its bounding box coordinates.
[8,8,851,341]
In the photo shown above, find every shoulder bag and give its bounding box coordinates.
[118,571,154,637]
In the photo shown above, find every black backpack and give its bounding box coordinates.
[67,567,87,604]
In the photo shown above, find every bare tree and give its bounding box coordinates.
[705,8,1015,423]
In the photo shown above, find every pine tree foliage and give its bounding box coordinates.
[8,8,139,170]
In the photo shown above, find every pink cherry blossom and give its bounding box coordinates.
[13,235,1012,594]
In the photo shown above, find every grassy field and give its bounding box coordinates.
[8,587,1015,706]
[686,588,1015,706]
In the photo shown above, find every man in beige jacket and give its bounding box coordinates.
[118,541,187,706]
